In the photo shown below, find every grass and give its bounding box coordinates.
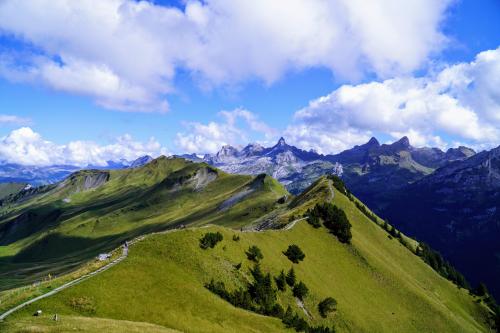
[0,158,289,291]
[1,315,181,332]
[1,178,491,332]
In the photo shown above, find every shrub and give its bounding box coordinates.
[232,234,240,241]
[283,245,305,264]
[318,297,337,318]
[68,296,96,314]
[292,281,309,300]
[234,262,242,270]
[286,267,296,287]
[246,245,264,262]
[275,270,287,291]
[199,232,223,249]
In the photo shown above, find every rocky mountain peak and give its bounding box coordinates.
[276,137,287,146]
[393,136,411,149]
[367,137,380,146]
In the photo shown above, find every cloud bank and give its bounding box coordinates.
[175,108,276,153]
[0,127,168,166]
[286,47,500,153]
[0,0,451,111]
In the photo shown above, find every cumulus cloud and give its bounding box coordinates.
[286,47,500,153]
[175,108,276,153]
[0,127,169,166]
[0,0,451,111]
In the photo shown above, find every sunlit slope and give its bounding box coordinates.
[3,178,490,333]
[0,157,288,290]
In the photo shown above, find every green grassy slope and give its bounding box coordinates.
[2,178,490,332]
[0,157,288,291]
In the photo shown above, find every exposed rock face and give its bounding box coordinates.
[61,170,110,193]
[384,145,500,298]
[189,167,218,190]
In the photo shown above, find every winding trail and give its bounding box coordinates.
[0,180,336,321]
[0,246,128,321]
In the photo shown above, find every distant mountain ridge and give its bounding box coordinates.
[0,155,154,185]
[384,143,500,298]
[177,137,475,206]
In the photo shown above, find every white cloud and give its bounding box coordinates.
[0,114,31,125]
[286,47,500,153]
[0,0,451,111]
[175,108,276,153]
[0,127,169,166]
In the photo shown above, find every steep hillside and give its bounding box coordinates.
[1,177,491,332]
[384,144,500,299]
[0,157,288,291]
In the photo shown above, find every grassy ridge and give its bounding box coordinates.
[0,157,288,291]
[2,178,490,332]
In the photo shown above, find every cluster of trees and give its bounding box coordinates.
[327,175,349,196]
[205,243,336,332]
[417,243,469,289]
[473,283,500,330]
[283,245,305,263]
[205,264,334,332]
[354,201,378,223]
[306,203,352,243]
[199,232,223,249]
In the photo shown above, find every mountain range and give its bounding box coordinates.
[0,157,494,332]
[1,136,499,300]
[0,155,153,185]
[180,136,475,208]
[384,145,500,298]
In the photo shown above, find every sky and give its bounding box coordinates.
[0,0,499,166]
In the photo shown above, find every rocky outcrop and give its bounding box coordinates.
[61,170,110,193]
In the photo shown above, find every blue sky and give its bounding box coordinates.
[0,0,498,165]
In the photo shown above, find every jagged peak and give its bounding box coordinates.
[392,136,411,148]
[276,137,287,146]
[366,137,380,146]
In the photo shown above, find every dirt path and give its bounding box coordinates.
[296,297,313,320]
[327,179,334,202]
[0,203,314,321]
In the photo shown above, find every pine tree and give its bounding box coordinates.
[286,267,296,287]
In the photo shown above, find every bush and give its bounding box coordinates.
[292,281,309,300]
[275,270,287,291]
[234,262,242,270]
[199,232,223,249]
[286,267,296,287]
[246,245,264,262]
[318,297,337,318]
[283,245,305,264]
[68,296,96,314]
[232,234,240,241]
